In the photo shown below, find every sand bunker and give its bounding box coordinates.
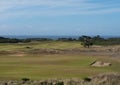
[10,52,25,57]
[11,54,25,56]
[91,61,111,67]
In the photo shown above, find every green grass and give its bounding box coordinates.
[0,54,119,80]
[0,41,82,51]
[0,41,119,80]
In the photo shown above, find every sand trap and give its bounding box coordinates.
[10,52,26,57]
[91,61,111,67]
[11,54,25,56]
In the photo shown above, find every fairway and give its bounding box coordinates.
[0,41,119,80]
[0,54,119,80]
[0,41,82,51]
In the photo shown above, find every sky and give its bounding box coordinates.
[0,0,120,36]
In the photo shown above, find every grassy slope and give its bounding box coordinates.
[0,41,82,51]
[0,41,119,79]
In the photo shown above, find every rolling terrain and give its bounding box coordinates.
[0,41,119,80]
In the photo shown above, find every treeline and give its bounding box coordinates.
[0,37,22,43]
[0,35,120,45]
[0,37,53,43]
[92,36,120,45]
[57,35,120,45]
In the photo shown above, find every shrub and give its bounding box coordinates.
[21,78,30,81]
[55,81,64,85]
[84,77,92,82]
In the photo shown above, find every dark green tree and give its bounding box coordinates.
[79,35,93,48]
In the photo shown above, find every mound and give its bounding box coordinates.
[90,73,120,85]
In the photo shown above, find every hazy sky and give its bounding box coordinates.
[0,0,120,36]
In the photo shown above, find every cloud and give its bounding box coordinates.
[0,0,120,20]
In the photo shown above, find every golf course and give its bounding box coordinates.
[0,41,119,80]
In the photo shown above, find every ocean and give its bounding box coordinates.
[1,35,120,39]
[1,35,80,39]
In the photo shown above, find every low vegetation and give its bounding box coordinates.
[0,35,120,46]
[0,36,119,84]
[0,73,119,85]
[0,40,119,79]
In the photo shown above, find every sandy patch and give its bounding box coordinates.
[91,61,111,67]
